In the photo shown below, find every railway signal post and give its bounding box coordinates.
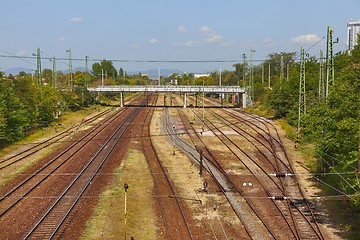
[124,183,129,240]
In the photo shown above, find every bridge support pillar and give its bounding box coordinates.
[242,92,247,108]
[120,92,124,107]
[183,93,187,108]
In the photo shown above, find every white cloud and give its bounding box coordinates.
[130,43,141,48]
[173,40,200,47]
[67,17,83,23]
[292,34,321,43]
[206,34,223,43]
[16,50,28,56]
[58,37,67,42]
[149,38,159,44]
[263,38,276,47]
[219,41,238,47]
[178,26,186,33]
[199,26,211,34]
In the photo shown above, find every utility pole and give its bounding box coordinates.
[66,48,73,90]
[242,53,247,87]
[268,64,271,89]
[202,77,205,133]
[36,48,42,88]
[219,68,222,86]
[261,64,264,84]
[101,69,104,86]
[319,50,325,101]
[219,68,224,103]
[247,49,255,106]
[325,26,334,99]
[85,56,89,88]
[286,64,289,82]
[52,56,57,87]
[297,47,306,140]
[280,55,284,88]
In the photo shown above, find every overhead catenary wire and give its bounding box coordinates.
[1,193,357,201]
[314,151,359,192]
[0,53,326,64]
[0,49,36,67]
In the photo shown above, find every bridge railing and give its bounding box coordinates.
[87,85,246,93]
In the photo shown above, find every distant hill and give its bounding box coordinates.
[4,67,33,75]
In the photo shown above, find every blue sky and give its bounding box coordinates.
[0,0,359,73]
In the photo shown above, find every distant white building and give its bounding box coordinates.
[194,73,210,78]
[347,20,360,51]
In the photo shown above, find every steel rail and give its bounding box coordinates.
[24,101,144,239]
[0,108,113,170]
[0,108,128,217]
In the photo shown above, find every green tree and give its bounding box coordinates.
[92,60,117,79]
[0,79,29,145]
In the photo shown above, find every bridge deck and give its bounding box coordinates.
[88,85,246,93]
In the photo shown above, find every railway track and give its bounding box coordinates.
[166,94,324,239]
[199,108,324,239]
[0,96,148,239]
[24,106,142,239]
[231,109,325,239]
[141,97,194,240]
[0,108,113,172]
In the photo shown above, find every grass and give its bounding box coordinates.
[275,118,297,141]
[297,143,318,172]
[81,147,158,240]
[244,104,275,119]
[0,105,111,186]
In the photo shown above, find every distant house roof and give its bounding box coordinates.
[194,73,210,78]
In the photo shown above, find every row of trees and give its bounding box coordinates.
[0,59,166,147]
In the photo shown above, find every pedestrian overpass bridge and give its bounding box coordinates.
[87,85,247,108]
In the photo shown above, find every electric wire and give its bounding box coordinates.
[314,151,359,192]
[0,49,36,67]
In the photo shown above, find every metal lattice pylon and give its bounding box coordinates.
[318,50,325,101]
[247,48,255,106]
[297,47,306,137]
[325,26,334,99]
[52,56,57,87]
[36,48,42,87]
[280,55,284,81]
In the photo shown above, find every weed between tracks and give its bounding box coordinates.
[81,147,157,240]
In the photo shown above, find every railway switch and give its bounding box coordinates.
[269,172,293,177]
[270,196,289,201]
